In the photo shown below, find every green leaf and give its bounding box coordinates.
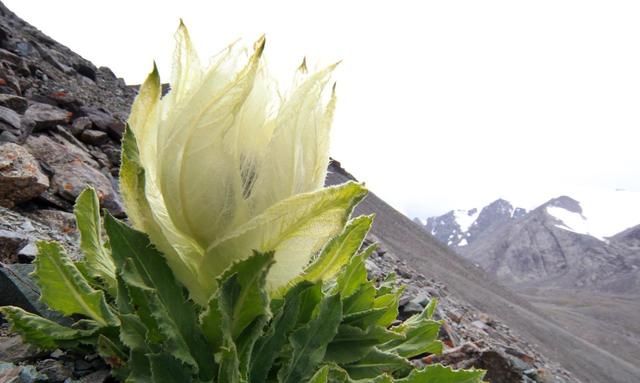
[119,276,163,348]
[0,306,101,350]
[382,319,442,358]
[201,182,368,301]
[200,252,274,349]
[335,245,376,298]
[236,315,269,377]
[249,282,314,383]
[397,364,486,383]
[344,348,411,380]
[218,340,241,383]
[297,282,323,325]
[119,314,150,351]
[97,335,129,380]
[424,299,437,319]
[325,325,402,364]
[216,272,244,383]
[308,365,330,383]
[302,215,373,283]
[32,241,118,327]
[278,293,343,383]
[373,289,403,328]
[377,273,397,296]
[126,350,152,383]
[342,282,376,315]
[149,353,193,383]
[104,215,215,381]
[343,307,388,329]
[74,187,116,292]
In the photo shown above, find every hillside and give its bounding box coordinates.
[0,1,638,382]
[327,163,640,383]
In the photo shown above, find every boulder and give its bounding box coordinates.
[0,229,28,264]
[70,116,92,136]
[25,135,123,215]
[0,142,49,207]
[24,102,72,131]
[79,129,108,146]
[0,105,20,131]
[0,94,27,114]
[80,106,124,139]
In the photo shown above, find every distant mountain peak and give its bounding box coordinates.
[543,195,582,214]
[417,198,527,247]
[416,193,640,295]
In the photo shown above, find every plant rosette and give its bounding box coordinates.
[0,24,486,383]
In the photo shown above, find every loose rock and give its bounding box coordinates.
[79,129,108,146]
[0,105,21,130]
[80,106,124,139]
[0,142,49,207]
[0,94,28,114]
[24,102,72,131]
[70,116,92,136]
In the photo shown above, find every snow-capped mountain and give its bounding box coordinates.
[415,192,640,293]
[417,199,527,247]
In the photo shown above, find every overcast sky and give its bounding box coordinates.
[6,0,640,218]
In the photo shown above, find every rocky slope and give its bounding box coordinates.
[0,2,637,382]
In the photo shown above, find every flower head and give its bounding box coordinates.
[122,23,366,305]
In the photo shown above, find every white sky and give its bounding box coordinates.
[6,0,640,218]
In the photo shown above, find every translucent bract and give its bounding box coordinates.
[122,23,365,305]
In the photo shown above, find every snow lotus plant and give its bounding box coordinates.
[0,24,486,383]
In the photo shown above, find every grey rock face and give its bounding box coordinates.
[79,129,108,146]
[0,94,28,114]
[0,105,20,131]
[25,134,123,215]
[420,199,527,247]
[24,102,71,131]
[459,197,640,294]
[0,142,49,207]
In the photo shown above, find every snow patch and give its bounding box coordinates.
[454,209,480,233]
[546,190,640,239]
[546,206,601,240]
[573,189,640,238]
[458,238,468,246]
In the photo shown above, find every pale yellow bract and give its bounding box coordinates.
[122,23,366,305]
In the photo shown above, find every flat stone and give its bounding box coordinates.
[25,135,123,216]
[0,362,21,382]
[0,105,20,130]
[0,130,19,143]
[36,358,73,382]
[0,332,36,363]
[80,106,124,139]
[17,242,37,263]
[401,300,424,315]
[0,229,28,264]
[0,263,66,323]
[102,145,121,167]
[79,129,108,146]
[0,95,27,114]
[26,133,97,168]
[0,142,49,207]
[24,102,72,131]
[52,161,123,215]
[70,116,92,136]
[26,209,76,235]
